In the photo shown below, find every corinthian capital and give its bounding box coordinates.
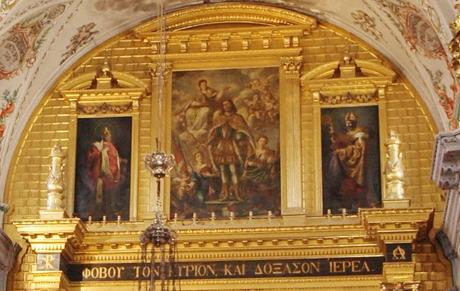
[281,56,303,75]
[149,62,171,78]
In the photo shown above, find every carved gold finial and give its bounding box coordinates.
[384,131,405,199]
[342,54,352,65]
[339,53,358,78]
[46,144,66,211]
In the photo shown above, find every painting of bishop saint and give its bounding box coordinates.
[321,106,381,214]
[171,67,280,219]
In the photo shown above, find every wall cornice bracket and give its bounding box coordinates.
[432,129,460,190]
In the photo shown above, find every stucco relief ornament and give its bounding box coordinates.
[425,69,457,129]
[0,89,17,140]
[60,23,99,65]
[351,10,383,41]
[0,4,66,79]
[375,0,446,59]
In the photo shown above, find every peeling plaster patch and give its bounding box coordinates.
[60,22,98,65]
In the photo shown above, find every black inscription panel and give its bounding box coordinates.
[385,243,412,262]
[67,257,384,281]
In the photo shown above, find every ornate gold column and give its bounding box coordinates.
[280,56,304,216]
[13,219,85,290]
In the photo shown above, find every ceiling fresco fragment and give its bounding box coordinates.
[0,0,458,206]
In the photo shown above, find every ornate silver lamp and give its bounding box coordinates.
[140,143,177,291]
[139,1,178,290]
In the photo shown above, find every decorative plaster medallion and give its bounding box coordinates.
[375,0,446,59]
[0,4,66,79]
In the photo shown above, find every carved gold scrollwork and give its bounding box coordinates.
[318,90,378,105]
[77,102,133,114]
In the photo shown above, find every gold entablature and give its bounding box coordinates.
[4,2,448,290]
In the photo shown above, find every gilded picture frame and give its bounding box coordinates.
[170,68,281,219]
[74,116,132,221]
[320,105,381,213]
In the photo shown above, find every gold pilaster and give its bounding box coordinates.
[280,56,304,216]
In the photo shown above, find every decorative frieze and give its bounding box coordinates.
[318,91,378,105]
[77,102,132,114]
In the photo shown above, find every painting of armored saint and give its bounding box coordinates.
[74,117,131,221]
[171,67,280,219]
[321,106,381,214]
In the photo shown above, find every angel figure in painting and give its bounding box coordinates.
[184,79,229,143]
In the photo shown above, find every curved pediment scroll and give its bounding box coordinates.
[301,58,396,81]
[301,56,397,104]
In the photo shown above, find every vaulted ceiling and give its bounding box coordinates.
[0,0,459,201]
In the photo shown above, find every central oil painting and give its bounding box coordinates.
[171,67,280,219]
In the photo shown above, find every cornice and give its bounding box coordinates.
[432,128,460,190]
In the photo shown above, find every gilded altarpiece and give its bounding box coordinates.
[60,70,146,221]
[4,3,451,291]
